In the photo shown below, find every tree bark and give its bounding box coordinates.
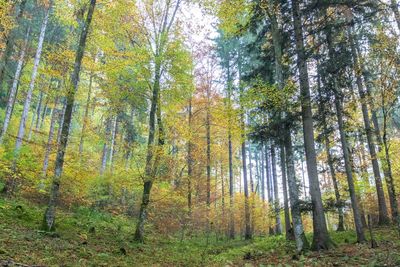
[79,73,93,155]
[134,61,160,242]
[14,7,50,154]
[292,0,332,249]
[42,95,59,179]
[0,27,30,143]
[108,115,118,172]
[315,54,345,232]
[187,98,193,215]
[324,26,366,240]
[271,145,282,235]
[260,146,265,201]
[280,145,291,239]
[285,130,309,252]
[346,22,390,225]
[43,0,96,231]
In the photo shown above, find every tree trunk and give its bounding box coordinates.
[285,130,309,252]
[42,96,59,178]
[43,0,96,231]
[79,74,93,155]
[134,57,161,241]
[381,95,400,229]
[228,130,235,239]
[324,26,365,241]
[206,94,211,209]
[0,27,30,143]
[359,45,398,223]
[108,116,118,172]
[315,54,345,232]
[187,98,193,215]
[39,98,49,130]
[265,143,274,235]
[271,145,282,235]
[35,91,44,130]
[346,23,390,225]
[27,94,41,141]
[249,144,254,193]
[56,100,67,145]
[280,144,292,239]
[291,0,332,249]
[241,124,252,240]
[14,7,50,154]
[260,146,265,201]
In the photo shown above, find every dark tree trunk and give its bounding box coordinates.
[79,74,93,155]
[316,54,345,232]
[285,130,309,252]
[325,26,366,240]
[260,146,265,201]
[187,98,193,215]
[346,22,390,225]
[280,144,292,240]
[43,0,96,231]
[292,0,332,250]
[42,95,59,178]
[271,145,282,235]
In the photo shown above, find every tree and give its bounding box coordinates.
[291,0,332,250]
[43,0,96,231]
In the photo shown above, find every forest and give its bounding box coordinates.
[1,0,400,266]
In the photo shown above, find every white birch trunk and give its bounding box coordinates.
[0,28,30,144]
[14,8,50,153]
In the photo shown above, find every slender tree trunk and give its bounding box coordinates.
[187,98,193,215]
[42,96,59,179]
[249,144,254,193]
[325,26,365,240]
[346,21,390,225]
[27,96,40,141]
[241,124,252,240]
[108,116,118,172]
[285,130,309,252]
[292,0,332,249]
[79,74,93,155]
[228,129,235,239]
[39,98,49,130]
[206,94,211,209]
[100,143,108,175]
[43,0,96,231]
[280,144,291,239]
[382,98,400,229]
[265,144,272,204]
[134,60,161,241]
[56,100,67,145]
[14,7,50,154]
[260,146,265,201]
[271,145,282,235]
[359,46,398,223]
[35,91,44,130]
[221,163,226,235]
[0,27,30,143]
[316,54,345,232]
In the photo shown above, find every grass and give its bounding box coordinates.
[1,198,400,266]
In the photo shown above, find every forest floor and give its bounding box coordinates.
[0,198,400,267]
